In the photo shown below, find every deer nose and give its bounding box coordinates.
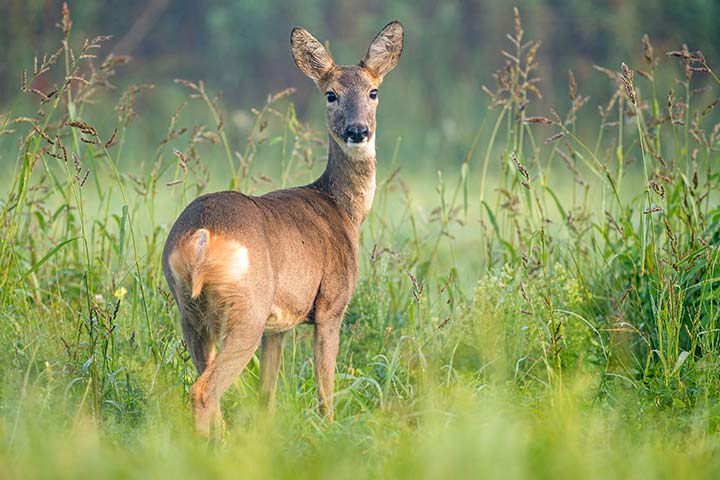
[345,124,369,143]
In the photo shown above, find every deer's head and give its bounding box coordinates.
[291,21,403,157]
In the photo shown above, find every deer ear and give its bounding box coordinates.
[360,21,404,79]
[291,27,335,84]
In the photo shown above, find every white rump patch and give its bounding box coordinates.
[226,243,250,281]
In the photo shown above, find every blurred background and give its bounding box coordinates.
[1,0,719,171]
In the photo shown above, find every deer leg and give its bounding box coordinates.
[190,307,265,437]
[313,321,341,421]
[259,332,286,414]
[180,305,217,375]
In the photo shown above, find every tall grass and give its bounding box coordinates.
[1,4,720,478]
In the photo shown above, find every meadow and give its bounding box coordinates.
[1,5,720,479]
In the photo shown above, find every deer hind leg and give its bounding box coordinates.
[179,300,218,375]
[190,302,266,437]
[259,332,286,414]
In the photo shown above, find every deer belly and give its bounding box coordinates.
[264,304,307,333]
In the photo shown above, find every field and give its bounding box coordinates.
[2,4,720,479]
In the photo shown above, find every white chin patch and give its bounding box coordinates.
[346,140,367,150]
[342,136,375,157]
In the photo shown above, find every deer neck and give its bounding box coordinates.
[313,134,377,226]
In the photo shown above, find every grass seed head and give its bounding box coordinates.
[642,34,654,65]
[621,63,636,105]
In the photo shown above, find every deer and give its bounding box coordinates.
[162,21,404,437]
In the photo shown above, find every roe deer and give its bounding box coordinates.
[162,21,403,436]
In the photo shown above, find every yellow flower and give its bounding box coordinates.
[114,287,128,300]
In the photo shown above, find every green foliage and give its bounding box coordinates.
[1,4,720,479]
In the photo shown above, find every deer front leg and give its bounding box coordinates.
[259,332,286,414]
[313,321,341,421]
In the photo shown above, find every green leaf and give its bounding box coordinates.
[118,205,128,264]
[21,236,80,282]
[68,101,77,120]
[545,186,567,221]
[482,200,501,238]
[461,161,469,220]
[671,350,690,376]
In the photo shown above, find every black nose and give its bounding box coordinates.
[345,124,369,143]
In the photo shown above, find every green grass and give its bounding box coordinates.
[2,6,720,479]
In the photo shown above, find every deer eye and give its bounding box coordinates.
[325,91,337,103]
[369,89,378,100]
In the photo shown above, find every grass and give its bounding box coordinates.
[1,4,720,478]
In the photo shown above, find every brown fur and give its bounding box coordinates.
[162,21,403,437]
